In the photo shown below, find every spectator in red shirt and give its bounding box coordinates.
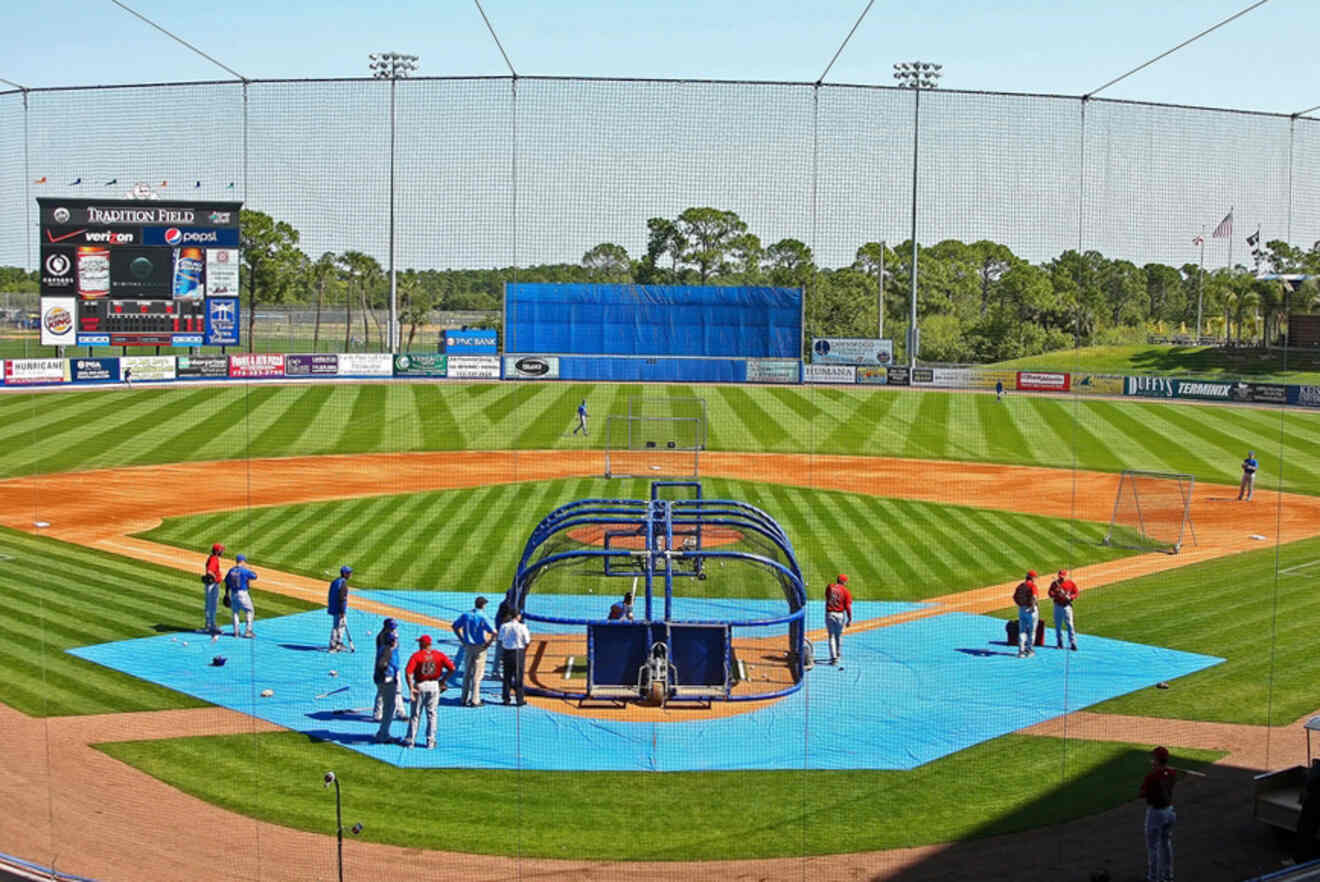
[202,543,224,636]
[824,574,853,665]
[1048,568,1080,651]
[403,634,454,750]
[1139,746,1180,882]
[1012,571,1040,658]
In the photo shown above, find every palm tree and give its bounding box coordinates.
[310,252,338,352]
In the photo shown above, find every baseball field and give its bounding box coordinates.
[3,380,1320,880]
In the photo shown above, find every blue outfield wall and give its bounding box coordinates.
[557,356,747,382]
[504,283,804,358]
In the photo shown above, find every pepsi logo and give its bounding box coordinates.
[164,227,182,246]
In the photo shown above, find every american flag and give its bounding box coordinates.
[1211,209,1233,239]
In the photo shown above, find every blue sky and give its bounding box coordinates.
[2,0,1315,114]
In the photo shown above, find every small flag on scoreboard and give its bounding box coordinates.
[1192,234,1205,246]
[1246,230,1260,248]
[33,176,46,184]
[1211,209,1233,239]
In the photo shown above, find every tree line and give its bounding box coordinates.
[5,206,1320,358]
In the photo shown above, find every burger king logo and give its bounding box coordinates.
[44,306,73,336]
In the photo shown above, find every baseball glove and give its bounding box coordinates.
[201,573,215,585]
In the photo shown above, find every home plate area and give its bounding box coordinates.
[68,597,1222,772]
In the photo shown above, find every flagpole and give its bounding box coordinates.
[1196,225,1205,342]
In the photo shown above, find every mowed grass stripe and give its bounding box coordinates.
[1033,398,1124,474]
[902,391,951,460]
[18,388,210,475]
[715,386,792,451]
[133,387,261,467]
[247,384,338,457]
[820,388,899,452]
[1120,403,1250,483]
[944,507,1022,575]
[425,485,506,590]
[859,498,925,593]
[892,500,967,587]
[0,388,142,452]
[1169,404,1320,490]
[398,492,476,589]
[410,384,465,450]
[1075,401,1186,475]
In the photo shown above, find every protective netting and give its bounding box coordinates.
[2,76,1319,882]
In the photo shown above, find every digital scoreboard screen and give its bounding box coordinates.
[37,197,243,348]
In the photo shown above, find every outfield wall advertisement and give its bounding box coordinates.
[121,356,175,382]
[447,356,500,379]
[5,358,67,385]
[394,354,447,377]
[746,359,800,383]
[810,337,892,365]
[1072,374,1125,396]
[856,366,887,385]
[229,354,285,379]
[804,364,856,383]
[505,356,560,379]
[1016,371,1070,392]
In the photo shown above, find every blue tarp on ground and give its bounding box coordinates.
[68,598,1221,772]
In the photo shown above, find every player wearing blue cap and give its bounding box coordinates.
[224,554,258,638]
[327,565,352,652]
[1239,451,1258,501]
[572,399,588,436]
[373,618,408,723]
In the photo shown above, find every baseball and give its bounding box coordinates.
[323,771,336,785]
[351,823,363,835]
[329,670,338,677]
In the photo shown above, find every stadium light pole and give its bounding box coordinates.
[893,61,941,369]
[369,51,419,353]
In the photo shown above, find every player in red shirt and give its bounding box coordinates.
[1140,746,1179,882]
[202,543,224,636]
[824,574,853,665]
[1048,569,1080,651]
[403,634,454,749]
[1012,570,1039,658]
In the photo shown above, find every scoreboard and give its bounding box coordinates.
[37,197,243,348]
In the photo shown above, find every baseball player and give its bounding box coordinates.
[824,574,853,665]
[224,554,258,638]
[372,622,404,744]
[404,634,454,750]
[608,591,635,621]
[572,399,589,436]
[202,543,224,635]
[1012,570,1039,658]
[373,618,408,723]
[327,565,352,652]
[1139,746,1181,882]
[1048,568,1079,651]
[1238,451,1258,501]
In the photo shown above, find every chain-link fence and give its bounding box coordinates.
[2,78,1314,356]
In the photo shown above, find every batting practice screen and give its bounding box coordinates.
[503,283,803,357]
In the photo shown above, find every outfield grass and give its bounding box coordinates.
[991,534,1320,727]
[0,526,317,717]
[4,383,1320,496]
[989,344,1320,384]
[94,731,1219,859]
[137,478,1136,601]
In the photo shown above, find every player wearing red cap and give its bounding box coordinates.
[1012,570,1039,658]
[1140,746,1179,882]
[404,634,454,749]
[201,543,224,635]
[1048,568,1079,651]
[824,574,853,666]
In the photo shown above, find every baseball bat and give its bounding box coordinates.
[1171,766,1208,778]
[315,685,350,700]
[343,619,356,653]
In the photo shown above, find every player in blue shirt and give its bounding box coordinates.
[1239,451,1259,501]
[572,399,588,436]
[224,554,258,638]
[451,596,496,706]
[327,565,352,652]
